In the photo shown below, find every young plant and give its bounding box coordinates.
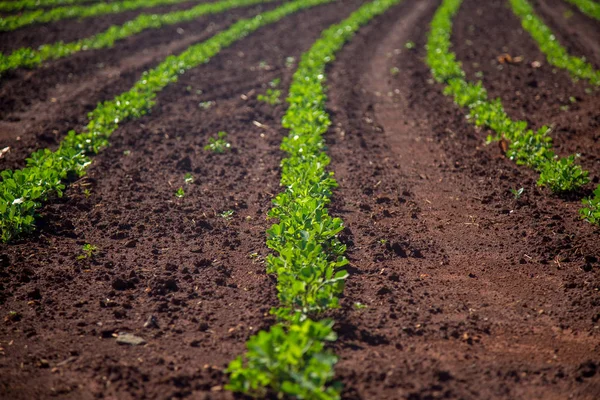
[77,243,97,260]
[175,187,185,198]
[204,131,231,153]
[580,187,600,225]
[257,78,282,105]
[510,187,524,200]
[184,173,194,184]
[221,210,234,220]
[227,320,341,399]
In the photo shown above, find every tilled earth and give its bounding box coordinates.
[0,0,599,398]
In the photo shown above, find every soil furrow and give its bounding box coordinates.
[453,0,600,181]
[0,2,280,170]
[324,0,600,398]
[0,1,367,398]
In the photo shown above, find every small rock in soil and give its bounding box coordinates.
[144,315,159,329]
[116,332,146,346]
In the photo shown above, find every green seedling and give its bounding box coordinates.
[198,101,214,110]
[221,210,234,220]
[175,187,185,198]
[405,41,415,49]
[390,67,400,76]
[204,131,231,153]
[510,187,524,199]
[184,173,194,184]
[78,243,97,260]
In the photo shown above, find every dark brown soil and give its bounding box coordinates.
[1,0,599,399]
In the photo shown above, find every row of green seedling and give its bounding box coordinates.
[508,0,600,86]
[226,0,402,398]
[0,0,338,243]
[565,0,600,21]
[426,0,599,225]
[1,0,276,75]
[0,0,96,12]
[1,0,210,31]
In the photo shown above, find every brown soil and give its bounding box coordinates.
[1,0,599,399]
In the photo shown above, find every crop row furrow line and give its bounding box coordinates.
[508,0,600,86]
[1,0,203,32]
[565,0,600,21]
[0,0,337,243]
[0,0,276,76]
[225,0,402,398]
[0,0,99,13]
[426,0,599,225]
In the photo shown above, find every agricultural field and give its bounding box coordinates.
[0,0,599,398]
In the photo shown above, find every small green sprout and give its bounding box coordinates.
[199,101,215,110]
[390,67,400,76]
[184,173,194,184]
[204,131,231,153]
[405,41,415,49]
[83,189,91,198]
[221,210,234,220]
[175,187,185,198]
[78,244,97,260]
[354,302,368,310]
[510,187,524,199]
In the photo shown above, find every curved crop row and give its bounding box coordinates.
[0,0,98,13]
[0,0,275,76]
[508,0,600,86]
[225,0,401,398]
[426,0,595,220]
[1,0,201,32]
[0,0,335,243]
[565,0,600,21]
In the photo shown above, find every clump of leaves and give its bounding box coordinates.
[78,243,97,260]
[226,319,341,399]
[538,155,589,193]
[204,131,231,153]
[175,187,185,198]
[581,186,600,225]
